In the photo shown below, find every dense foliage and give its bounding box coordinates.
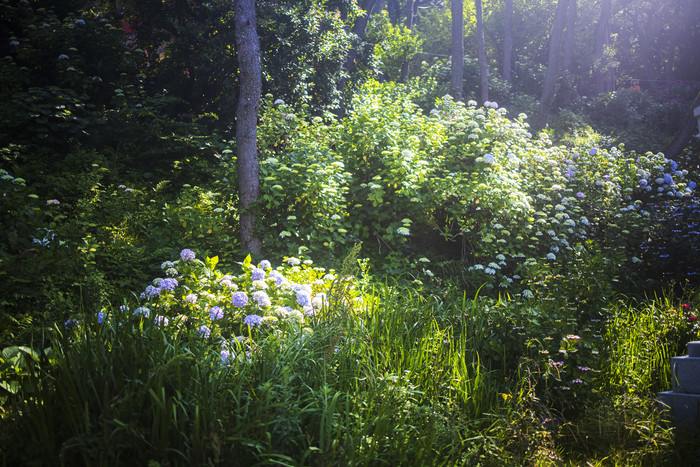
[1,0,700,464]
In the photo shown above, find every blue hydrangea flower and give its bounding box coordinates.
[180,249,196,261]
[133,307,150,318]
[243,314,264,327]
[258,260,272,270]
[159,278,178,291]
[184,294,197,304]
[689,181,697,190]
[251,268,265,281]
[589,148,598,156]
[296,292,311,307]
[253,291,271,307]
[664,173,674,185]
[483,153,495,164]
[232,292,248,307]
[546,253,557,260]
[96,312,104,324]
[220,349,232,364]
[269,270,286,286]
[144,285,159,299]
[576,192,585,198]
[198,325,211,338]
[209,306,224,320]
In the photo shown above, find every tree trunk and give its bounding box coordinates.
[563,0,576,74]
[399,0,415,82]
[592,0,612,94]
[666,93,700,160]
[475,0,488,102]
[234,0,262,255]
[503,0,513,84]
[343,0,377,76]
[534,0,570,132]
[450,0,464,101]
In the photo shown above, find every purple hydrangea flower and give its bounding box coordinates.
[243,314,264,327]
[180,249,196,261]
[198,325,211,338]
[576,192,586,199]
[159,278,178,291]
[220,349,232,364]
[251,268,265,281]
[209,306,224,320]
[184,294,198,304]
[232,292,248,307]
[258,260,272,269]
[589,148,598,156]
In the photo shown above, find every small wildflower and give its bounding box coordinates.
[566,334,581,340]
[155,315,169,326]
[65,318,79,328]
[133,307,150,317]
[46,199,60,205]
[96,312,104,324]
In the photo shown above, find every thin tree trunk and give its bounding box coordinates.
[450,0,464,101]
[399,0,414,82]
[343,0,377,75]
[234,0,262,255]
[503,0,513,84]
[476,0,488,102]
[563,0,576,73]
[592,0,612,94]
[534,0,570,132]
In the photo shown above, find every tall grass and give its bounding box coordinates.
[2,286,700,465]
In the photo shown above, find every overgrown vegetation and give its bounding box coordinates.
[2,0,700,465]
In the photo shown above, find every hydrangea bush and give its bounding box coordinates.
[97,249,361,362]
[257,80,697,295]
